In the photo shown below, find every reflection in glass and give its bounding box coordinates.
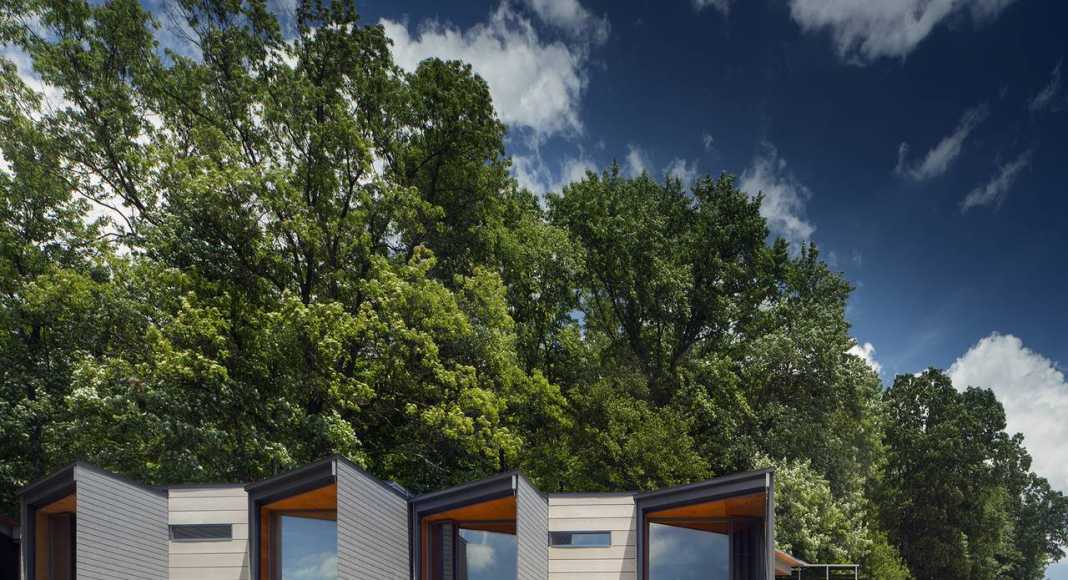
[648,522,729,580]
[457,528,517,580]
[279,513,338,580]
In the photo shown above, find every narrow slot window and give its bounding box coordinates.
[169,524,233,541]
[549,531,611,548]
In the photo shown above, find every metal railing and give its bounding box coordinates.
[791,564,860,580]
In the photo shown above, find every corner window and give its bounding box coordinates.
[644,492,767,580]
[549,531,611,547]
[274,512,337,580]
[457,526,517,580]
[648,522,728,580]
[258,483,338,580]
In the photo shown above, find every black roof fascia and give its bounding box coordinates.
[18,461,167,504]
[245,456,338,505]
[634,469,775,580]
[634,469,772,512]
[410,471,518,517]
[17,463,76,506]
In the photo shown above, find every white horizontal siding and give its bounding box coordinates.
[168,487,250,580]
[548,496,637,580]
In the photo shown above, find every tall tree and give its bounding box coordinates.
[880,369,1068,580]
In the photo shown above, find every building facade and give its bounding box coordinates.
[18,456,792,580]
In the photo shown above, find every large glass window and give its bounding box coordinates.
[456,527,517,580]
[648,522,729,580]
[274,513,337,580]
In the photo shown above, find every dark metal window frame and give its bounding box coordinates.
[169,523,234,542]
[548,530,612,548]
[634,469,775,580]
[246,457,338,580]
[409,471,520,580]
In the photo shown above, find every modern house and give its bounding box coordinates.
[17,456,814,580]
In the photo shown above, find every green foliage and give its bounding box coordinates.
[880,369,1068,579]
[0,2,1064,578]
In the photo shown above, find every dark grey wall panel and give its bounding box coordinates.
[336,459,409,580]
[74,465,168,580]
[516,475,547,580]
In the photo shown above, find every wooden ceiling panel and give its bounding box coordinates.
[646,492,766,520]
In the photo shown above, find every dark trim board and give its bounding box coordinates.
[634,469,775,580]
[409,472,521,580]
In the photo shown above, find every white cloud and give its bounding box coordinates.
[625,144,650,177]
[739,145,815,248]
[895,104,988,181]
[463,539,497,572]
[693,0,732,16]
[949,333,1068,491]
[523,0,610,44]
[513,153,596,195]
[702,133,715,152]
[1,44,67,112]
[664,158,699,185]
[381,3,590,141]
[960,149,1031,212]
[847,341,882,375]
[1029,61,1063,113]
[789,0,1020,63]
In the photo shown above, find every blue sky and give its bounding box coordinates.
[361,0,1068,575]
[5,0,1065,575]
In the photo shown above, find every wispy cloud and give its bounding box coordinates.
[960,150,1032,212]
[896,104,989,181]
[789,0,1020,64]
[739,144,815,249]
[513,153,596,195]
[1029,61,1063,113]
[693,0,731,16]
[523,0,610,44]
[664,158,699,185]
[625,144,650,177]
[702,133,715,152]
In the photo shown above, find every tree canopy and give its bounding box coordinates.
[0,1,1064,578]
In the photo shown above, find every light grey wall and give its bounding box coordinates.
[547,495,637,580]
[74,465,168,580]
[168,486,250,580]
[336,460,409,580]
[516,476,548,580]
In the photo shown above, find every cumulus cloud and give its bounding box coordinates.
[960,150,1031,211]
[847,341,882,375]
[381,3,591,140]
[693,0,732,16]
[625,144,650,177]
[523,0,610,44]
[513,154,596,195]
[1029,61,1063,113]
[949,333,1068,491]
[739,145,815,249]
[895,104,988,181]
[664,158,699,185]
[789,0,1020,63]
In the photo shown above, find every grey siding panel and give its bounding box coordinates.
[75,465,168,580]
[517,476,548,580]
[336,461,409,580]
